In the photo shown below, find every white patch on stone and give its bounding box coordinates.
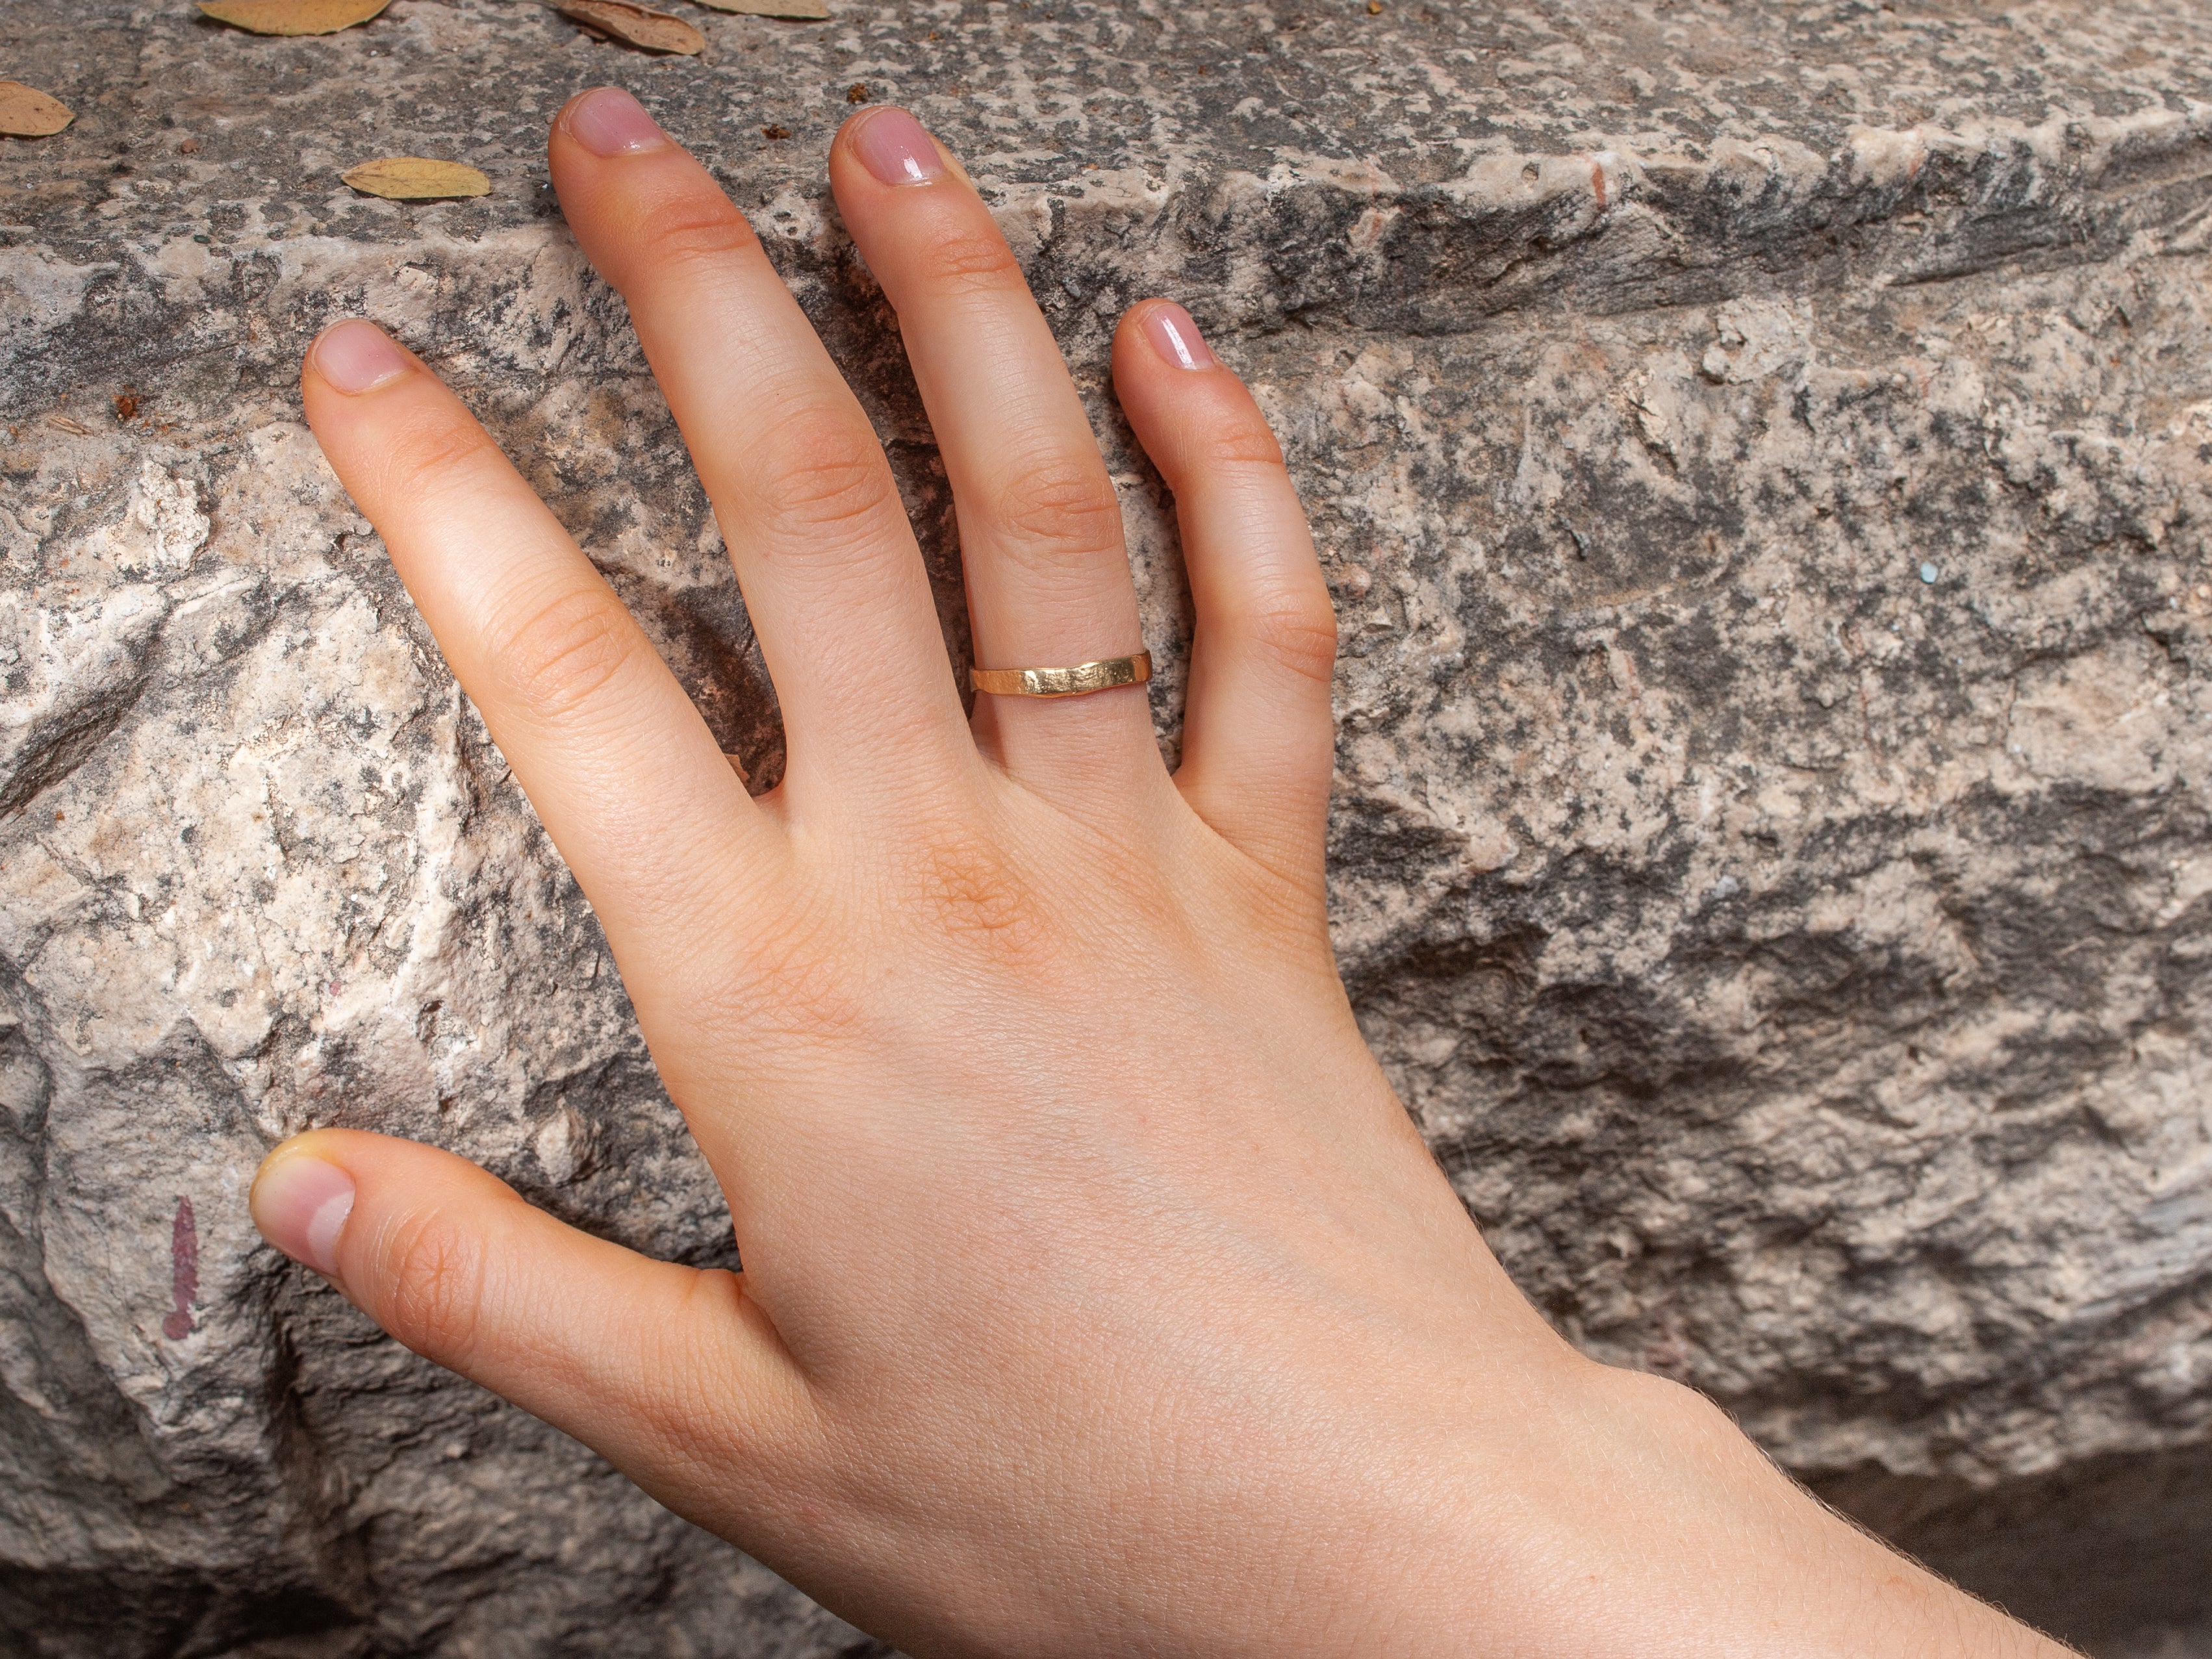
[80,459,209,577]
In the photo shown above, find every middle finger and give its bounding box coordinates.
[547,88,973,805]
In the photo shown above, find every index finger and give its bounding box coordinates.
[299,319,776,967]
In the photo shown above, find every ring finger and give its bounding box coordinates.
[827,108,1162,798]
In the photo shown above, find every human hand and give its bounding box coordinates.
[251,89,2070,1658]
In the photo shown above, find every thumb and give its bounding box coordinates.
[251,1128,804,1506]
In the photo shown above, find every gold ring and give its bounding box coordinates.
[970,650,1152,699]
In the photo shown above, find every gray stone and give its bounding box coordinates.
[5,0,2212,1652]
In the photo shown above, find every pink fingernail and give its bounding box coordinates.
[1144,303,1217,370]
[566,86,670,158]
[252,1155,356,1280]
[311,320,412,394]
[851,107,946,186]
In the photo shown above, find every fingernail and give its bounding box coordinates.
[311,320,411,395]
[566,86,670,158]
[1144,303,1217,371]
[252,1154,356,1280]
[852,107,946,186]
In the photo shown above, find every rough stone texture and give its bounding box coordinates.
[5,1,2212,1653]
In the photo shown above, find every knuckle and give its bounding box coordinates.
[685,900,868,1048]
[635,1274,776,1475]
[630,192,763,279]
[987,454,1125,563]
[745,408,899,544]
[907,831,1052,966]
[1195,415,1287,473]
[1236,589,1339,687]
[368,407,504,505]
[375,1209,489,1371]
[911,223,1024,298]
[492,585,644,723]
[752,953,867,1046]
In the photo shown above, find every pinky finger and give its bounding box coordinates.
[1110,301,1337,891]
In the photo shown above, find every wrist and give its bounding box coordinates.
[1385,1360,2076,1659]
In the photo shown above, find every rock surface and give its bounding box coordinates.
[5,1,2212,1653]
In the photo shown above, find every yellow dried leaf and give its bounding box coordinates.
[198,0,392,35]
[555,0,706,53]
[691,0,828,18]
[341,157,492,199]
[0,82,73,138]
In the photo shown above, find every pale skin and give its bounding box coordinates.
[250,88,2074,1658]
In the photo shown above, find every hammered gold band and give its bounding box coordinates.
[971,651,1152,700]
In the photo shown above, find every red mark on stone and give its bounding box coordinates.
[162,1195,198,1340]
[1590,159,1608,210]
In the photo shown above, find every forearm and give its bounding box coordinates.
[1373,1364,2076,1659]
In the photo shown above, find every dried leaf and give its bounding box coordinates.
[555,1,706,53]
[0,82,73,138]
[693,0,827,18]
[341,157,492,199]
[198,0,392,36]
